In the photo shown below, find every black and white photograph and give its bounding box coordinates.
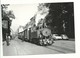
[1,2,75,56]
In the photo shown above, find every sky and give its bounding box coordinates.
[8,4,38,32]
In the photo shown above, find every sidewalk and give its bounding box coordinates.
[3,40,18,56]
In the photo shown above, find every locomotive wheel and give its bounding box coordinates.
[43,39,47,46]
[39,39,43,46]
[39,39,54,46]
[48,39,54,45]
[39,39,47,46]
[48,41,52,45]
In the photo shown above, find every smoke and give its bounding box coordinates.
[35,3,49,26]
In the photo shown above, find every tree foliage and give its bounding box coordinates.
[1,4,15,35]
[1,4,15,20]
[45,2,75,38]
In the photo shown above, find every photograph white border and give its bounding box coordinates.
[0,0,80,58]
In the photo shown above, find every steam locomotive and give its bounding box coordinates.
[18,19,54,46]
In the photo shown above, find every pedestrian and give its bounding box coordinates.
[6,34,10,46]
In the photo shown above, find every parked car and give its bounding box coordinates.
[52,34,62,40]
[61,34,69,40]
[52,34,69,40]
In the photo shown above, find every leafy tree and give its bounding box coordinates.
[1,4,15,36]
[1,4,15,20]
[45,2,75,38]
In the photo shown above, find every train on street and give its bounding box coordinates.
[18,18,54,46]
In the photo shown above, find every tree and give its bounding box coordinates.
[1,4,15,20]
[45,2,75,38]
[1,4,15,36]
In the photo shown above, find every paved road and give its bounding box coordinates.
[3,37,75,56]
